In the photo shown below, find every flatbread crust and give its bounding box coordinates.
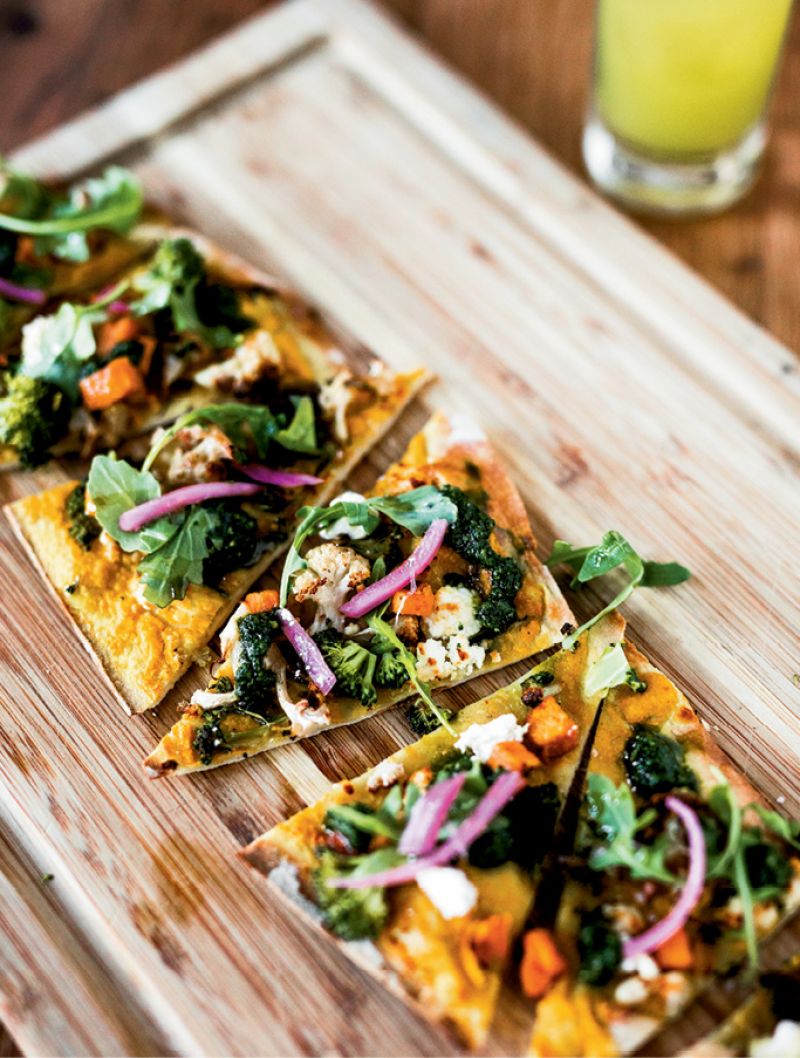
[144,409,574,775]
[527,636,800,1058]
[5,229,430,713]
[241,616,621,1048]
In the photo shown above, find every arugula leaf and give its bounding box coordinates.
[87,454,179,554]
[130,238,242,349]
[142,403,278,471]
[18,280,128,399]
[326,803,402,843]
[365,610,455,735]
[0,166,142,262]
[545,531,690,648]
[137,506,214,607]
[753,806,800,850]
[583,642,630,697]
[584,773,677,884]
[706,784,743,878]
[369,486,458,535]
[274,395,318,454]
[279,486,455,605]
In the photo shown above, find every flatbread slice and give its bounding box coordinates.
[145,409,573,775]
[240,615,622,1048]
[6,288,428,712]
[4,224,395,468]
[526,633,800,1057]
[687,957,800,1056]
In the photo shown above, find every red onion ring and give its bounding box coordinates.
[326,770,524,889]
[0,276,46,305]
[622,796,706,959]
[339,518,449,620]
[239,464,323,488]
[398,773,467,858]
[277,607,336,695]
[118,481,262,532]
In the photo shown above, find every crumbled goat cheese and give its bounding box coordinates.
[367,759,405,792]
[319,491,370,541]
[620,954,660,981]
[454,712,527,764]
[417,867,478,920]
[415,635,486,684]
[750,1021,800,1058]
[614,977,649,1006]
[292,543,371,633]
[194,330,282,393]
[318,369,353,442]
[422,412,486,461]
[424,585,482,640]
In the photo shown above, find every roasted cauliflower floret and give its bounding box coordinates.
[292,542,370,632]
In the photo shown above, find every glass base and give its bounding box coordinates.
[582,115,765,217]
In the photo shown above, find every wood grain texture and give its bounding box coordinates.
[0,0,797,353]
[0,2,799,1055]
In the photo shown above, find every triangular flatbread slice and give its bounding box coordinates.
[5,248,428,712]
[145,410,573,775]
[526,630,800,1057]
[686,956,800,1057]
[241,616,622,1048]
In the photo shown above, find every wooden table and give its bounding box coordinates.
[0,0,798,355]
[0,3,798,1055]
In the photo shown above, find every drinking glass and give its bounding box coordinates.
[583,0,795,216]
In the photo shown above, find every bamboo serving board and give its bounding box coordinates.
[1,1,799,1054]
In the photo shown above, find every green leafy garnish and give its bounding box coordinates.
[142,403,278,471]
[545,531,690,648]
[0,166,142,262]
[753,806,800,851]
[279,485,457,605]
[583,773,677,884]
[137,507,214,607]
[18,280,128,400]
[130,237,244,349]
[88,454,177,553]
[274,395,318,454]
[583,642,630,697]
[365,610,455,735]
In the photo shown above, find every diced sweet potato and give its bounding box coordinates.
[391,583,435,617]
[520,928,566,998]
[79,356,145,411]
[244,590,279,613]
[98,315,140,356]
[487,740,541,774]
[655,927,694,970]
[525,696,579,761]
[469,913,513,968]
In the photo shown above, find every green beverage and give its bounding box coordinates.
[584,0,795,214]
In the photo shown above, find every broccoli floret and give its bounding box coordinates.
[65,482,100,550]
[315,629,378,707]
[375,650,408,690]
[406,701,454,736]
[440,484,522,637]
[192,709,232,766]
[622,724,698,797]
[313,850,389,941]
[235,610,281,714]
[0,372,72,467]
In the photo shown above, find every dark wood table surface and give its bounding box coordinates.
[0,1,797,1053]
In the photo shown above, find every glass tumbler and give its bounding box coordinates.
[583,0,795,216]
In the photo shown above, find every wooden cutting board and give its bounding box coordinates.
[1,1,799,1054]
